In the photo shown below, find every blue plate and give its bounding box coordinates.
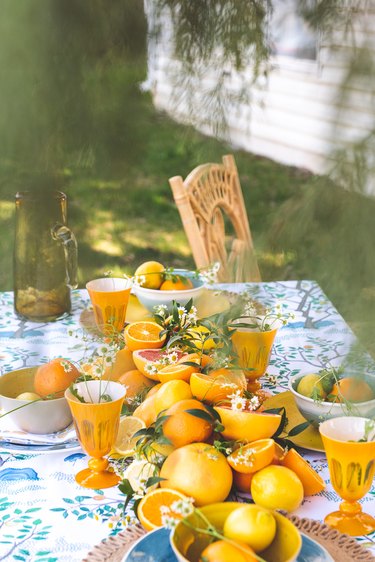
[124,527,334,561]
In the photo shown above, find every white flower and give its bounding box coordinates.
[160,505,171,515]
[60,360,73,373]
[248,395,260,411]
[166,351,179,364]
[244,302,257,317]
[145,363,158,375]
[229,390,247,411]
[161,514,178,529]
[170,498,194,517]
[154,304,168,316]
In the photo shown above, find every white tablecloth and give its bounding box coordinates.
[0,281,374,561]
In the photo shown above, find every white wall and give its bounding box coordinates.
[145,1,375,195]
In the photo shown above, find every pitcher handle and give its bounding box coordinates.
[52,224,78,289]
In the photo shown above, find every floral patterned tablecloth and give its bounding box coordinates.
[0,281,374,561]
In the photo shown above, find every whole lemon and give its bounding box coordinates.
[296,373,326,400]
[16,392,41,401]
[188,325,216,350]
[134,261,165,289]
[251,465,304,512]
[223,504,277,552]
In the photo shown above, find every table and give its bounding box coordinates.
[1,281,375,561]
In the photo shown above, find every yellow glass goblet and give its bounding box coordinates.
[86,277,132,334]
[319,416,375,536]
[231,326,278,392]
[65,380,126,489]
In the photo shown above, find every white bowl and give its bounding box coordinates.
[133,269,205,313]
[289,373,375,427]
[0,367,73,434]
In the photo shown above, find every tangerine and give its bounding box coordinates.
[328,377,374,403]
[160,277,193,291]
[34,358,79,398]
[162,399,213,448]
[200,540,257,562]
[160,442,233,506]
[117,369,155,404]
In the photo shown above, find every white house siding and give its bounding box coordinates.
[145,1,375,195]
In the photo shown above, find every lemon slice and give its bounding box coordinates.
[123,459,160,494]
[113,416,146,456]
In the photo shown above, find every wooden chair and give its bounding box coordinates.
[169,154,261,283]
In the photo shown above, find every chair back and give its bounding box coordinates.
[169,154,261,282]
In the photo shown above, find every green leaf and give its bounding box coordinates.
[185,408,213,422]
[146,476,167,487]
[118,479,134,497]
[287,421,310,437]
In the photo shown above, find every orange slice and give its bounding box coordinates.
[137,488,190,531]
[281,448,325,496]
[190,369,246,404]
[124,321,166,352]
[227,439,275,474]
[214,406,281,442]
[158,363,198,383]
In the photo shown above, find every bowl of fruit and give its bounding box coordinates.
[0,359,79,434]
[289,370,375,427]
[170,501,302,562]
[133,261,205,313]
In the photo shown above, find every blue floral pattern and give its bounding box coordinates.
[0,282,374,560]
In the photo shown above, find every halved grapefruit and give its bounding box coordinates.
[133,348,186,381]
[214,405,282,442]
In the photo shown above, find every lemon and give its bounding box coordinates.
[112,416,145,456]
[154,379,193,415]
[251,465,304,512]
[134,261,165,289]
[296,373,326,400]
[188,325,216,350]
[16,392,41,401]
[223,504,277,552]
[123,459,159,494]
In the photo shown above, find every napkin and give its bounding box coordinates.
[0,413,78,446]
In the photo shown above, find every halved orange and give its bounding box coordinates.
[137,488,190,531]
[190,369,246,404]
[124,321,166,352]
[227,439,275,474]
[158,363,199,383]
[281,448,325,496]
[214,406,281,442]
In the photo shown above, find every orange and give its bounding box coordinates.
[134,261,165,289]
[232,470,254,493]
[162,399,213,448]
[154,380,193,415]
[227,439,275,474]
[180,352,213,369]
[251,465,304,512]
[133,348,186,379]
[160,442,233,506]
[133,393,157,427]
[146,382,163,396]
[214,406,281,442]
[124,322,166,352]
[190,368,246,404]
[137,488,190,531]
[160,277,193,291]
[34,358,80,398]
[328,377,374,403]
[103,346,136,380]
[157,363,198,383]
[272,442,287,465]
[117,369,155,403]
[281,448,325,496]
[200,540,257,562]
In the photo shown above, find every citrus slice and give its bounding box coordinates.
[124,321,166,352]
[190,369,246,404]
[137,488,190,531]
[133,348,186,379]
[281,448,325,495]
[214,406,282,442]
[227,439,275,474]
[123,459,160,494]
[157,363,198,383]
[112,416,146,456]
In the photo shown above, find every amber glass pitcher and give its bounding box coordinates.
[13,190,78,321]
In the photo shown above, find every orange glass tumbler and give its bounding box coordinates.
[86,277,132,334]
[319,416,375,536]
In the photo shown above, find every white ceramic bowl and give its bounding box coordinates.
[133,269,205,313]
[289,373,375,427]
[0,367,73,434]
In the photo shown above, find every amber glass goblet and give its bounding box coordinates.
[65,380,126,489]
[86,277,132,334]
[319,416,375,536]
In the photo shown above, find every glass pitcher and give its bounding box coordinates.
[13,190,78,321]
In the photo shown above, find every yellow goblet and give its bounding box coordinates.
[65,380,126,489]
[231,326,278,392]
[319,416,375,536]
